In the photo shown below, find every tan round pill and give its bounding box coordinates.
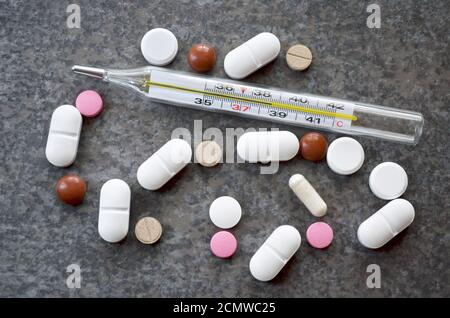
[135,217,162,244]
[195,140,222,167]
[286,44,312,71]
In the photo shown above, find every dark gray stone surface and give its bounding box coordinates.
[1,0,449,297]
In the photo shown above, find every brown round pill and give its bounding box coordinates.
[286,44,312,71]
[300,132,328,161]
[135,217,163,244]
[187,43,216,73]
[56,174,87,205]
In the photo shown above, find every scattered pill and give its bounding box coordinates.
[306,222,333,249]
[141,28,178,66]
[135,217,162,245]
[188,43,216,73]
[209,196,242,229]
[237,131,299,163]
[56,174,86,206]
[289,174,327,217]
[299,132,328,161]
[210,231,238,258]
[369,162,408,200]
[75,90,103,117]
[357,199,415,249]
[224,32,280,79]
[195,140,222,167]
[286,44,312,71]
[45,105,82,167]
[137,139,192,190]
[326,137,365,175]
[98,179,131,243]
[249,225,301,282]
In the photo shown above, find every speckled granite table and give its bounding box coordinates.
[1,0,449,297]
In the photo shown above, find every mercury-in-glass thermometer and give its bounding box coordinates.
[72,65,424,145]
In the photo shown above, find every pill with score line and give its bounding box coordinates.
[224,32,281,79]
[45,105,82,167]
[286,44,313,71]
[98,179,131,243]
[357,199,415,249]
[249,225,301,281]
[137,139,192,190]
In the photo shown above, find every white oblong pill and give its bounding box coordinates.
[209,196,242,229]
[326,137,365,175]
[369,162,408,200]
[137,139,192,190]
[289,174,327,217]
[237,131,299,163]
[357,199,415,249]
[224,32,281,79]
[45,105,82,167]
[98,179,131,243]
[249,225,301,282]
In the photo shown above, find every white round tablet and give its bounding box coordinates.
[209,196,242,229]
[141,28,178,66]
[326,137,365,175]
[369,162,408,200]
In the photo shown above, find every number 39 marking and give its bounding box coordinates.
[268,110,287,118]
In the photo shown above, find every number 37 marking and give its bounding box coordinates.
[231,104,250,112]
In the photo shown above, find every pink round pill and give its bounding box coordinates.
[75,90,103,117]
[210,231,237,258]
[306,222,334,249]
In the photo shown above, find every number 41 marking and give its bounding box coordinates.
[306,116,321,124]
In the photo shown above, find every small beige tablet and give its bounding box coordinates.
[195,141,222,167]
[286,44,312,71]
[135,217,162,244]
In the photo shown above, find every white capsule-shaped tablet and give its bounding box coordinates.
[98,179,131,243]
[237,131,299,163]
[224,32,281,79]
[289,174,327,217]
[357,199,415,249]
[249,225,301,282]
[45,105,82,167]
[137,139,192,190]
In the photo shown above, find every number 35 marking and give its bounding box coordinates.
[194,98,212,106]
